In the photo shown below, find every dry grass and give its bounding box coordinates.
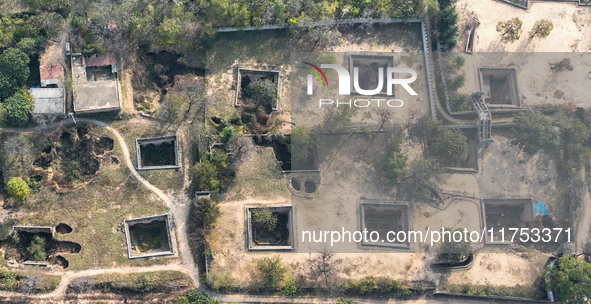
[5,125,176,271]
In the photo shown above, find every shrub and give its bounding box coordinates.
[184,289,215,304]
[449,93,471,112]
[81,43,105,54]
[336,298,355,304]
[438,228,472,265]
[7,177,30,202]
[429,129,468,167]
[291,125,312,165]
[27,235,47,261]
[251,207,278,232]
[255,255,287,288]
[497,17,522,43]
[243,79,278,113]
[195,197,220,229]
[282,277,298,296]
[0,269,17,291]
[383,153,408,183]
[347,278,378,294]
[241,112,256,124]
[221,126,234,143]
[189,160,226,193]
[529,19,553,39]
[511,111,560,154]
[448,74,465,92]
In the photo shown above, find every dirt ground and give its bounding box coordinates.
[456,0,591,53]
[443,51,591,109]
[207,129,551,290]
[205,23,431,131]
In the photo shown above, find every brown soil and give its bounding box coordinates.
[31,125,114,192]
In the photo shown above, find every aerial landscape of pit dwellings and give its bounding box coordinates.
[0,0,591,302]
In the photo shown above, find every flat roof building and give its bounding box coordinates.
[30,88,66,116]
[71,52,121,114]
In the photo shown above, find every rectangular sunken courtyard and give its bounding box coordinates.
[124,214,174,259]
[481,198,534,245]
[478,67,520,108]
[135,135,179,170]
[359,201,411,250]
[247,206,295,251]
[348,54,395,96]
[235,68,281,110]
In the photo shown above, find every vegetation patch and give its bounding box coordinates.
[236,69,281,134]
[30,125,114,192]
[67,271,192,294]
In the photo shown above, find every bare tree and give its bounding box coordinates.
[20,273,44,294]
[358,8,375,33]
[69,277,96,294]
[32,114,58,128]
[310,250,340,289]
[159,78,209,133]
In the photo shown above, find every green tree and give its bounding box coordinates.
[0,269,17,291]
[243,79,278,113]
[383,153,408,183]
[189,160,225,193]
[156,18,181,45]
[496,17,522,43]
[291,125,312,165]
[429,128,468,166]
[548,255,591,304]
[511,111,560,154]
[7,176,30,202]
[0,48,30,98]
[251,207,278,232]
[2,91,34,126]
[561,119,589,145]
[255,255,287,288]
[449,93,471,112]
[282,277,298,296]
[438,228,472,265]
[529,19,553,39]
[221,125,235,143]
[26,235,47,261]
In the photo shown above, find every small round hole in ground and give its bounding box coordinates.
[55,223,73,234]
[304,179,317,193]
[54,255,69,269]
[291,178,301,191]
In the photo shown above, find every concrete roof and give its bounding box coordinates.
[73,80,120,113]
[30,88,65,115]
